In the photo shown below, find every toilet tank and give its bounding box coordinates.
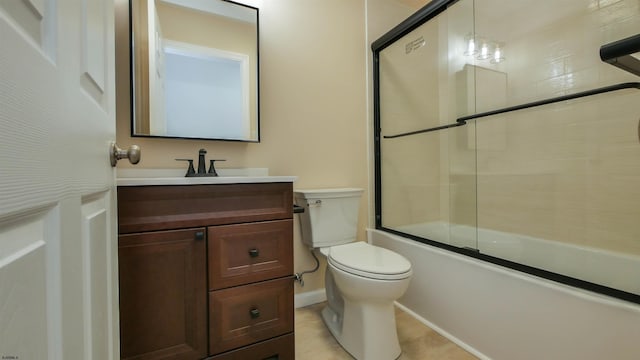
[294,188,363,248]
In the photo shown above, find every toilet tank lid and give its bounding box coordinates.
[294,188,363,199]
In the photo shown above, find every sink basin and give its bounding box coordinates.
[116,168,297,186]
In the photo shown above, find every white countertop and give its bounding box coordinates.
[117,168,297,186]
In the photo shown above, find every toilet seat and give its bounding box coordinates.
[326,242,412,280]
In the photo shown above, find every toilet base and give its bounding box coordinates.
[321,300,402,360]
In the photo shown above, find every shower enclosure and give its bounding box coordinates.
[373,0,640,303]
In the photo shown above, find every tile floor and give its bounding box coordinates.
[295,302,478,360]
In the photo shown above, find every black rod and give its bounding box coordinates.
[457,82,640,122]
[383,122,465,139]
[383,82,640,139]
[373,53,382,228]
[600,33,640,77]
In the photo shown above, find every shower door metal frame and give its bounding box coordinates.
[371,0,640,305]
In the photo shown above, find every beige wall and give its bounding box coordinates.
[115,0,368,294]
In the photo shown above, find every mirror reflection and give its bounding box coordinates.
[131,0,259,141]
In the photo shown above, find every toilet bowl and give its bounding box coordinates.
[322,242,412,360]
[294,188,413,360]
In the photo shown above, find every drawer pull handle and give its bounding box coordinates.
[249,308,260,319]
[248,248,260,258]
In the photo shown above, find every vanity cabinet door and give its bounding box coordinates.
[208,220,293,290]
[119,228,207,360]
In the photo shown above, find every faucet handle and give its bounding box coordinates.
[175,158,196,177]
[208,159,226,177]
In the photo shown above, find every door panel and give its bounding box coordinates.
[81,192,112,360]
[0,0,51,47]
[82,0,107,93]
[0,208,56,359]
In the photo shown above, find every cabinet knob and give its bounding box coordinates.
[249,308,260,319]
[248,248,260,258]
[194,231,205,240]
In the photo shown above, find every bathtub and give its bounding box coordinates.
[368,227,640,360]
[394,221,640,295]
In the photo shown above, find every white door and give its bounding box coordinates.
[0,0,121,359]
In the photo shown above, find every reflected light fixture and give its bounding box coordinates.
[464,35,477,56]
[463,34,506,64]
[490,45,505,64]
[477,42,490,60]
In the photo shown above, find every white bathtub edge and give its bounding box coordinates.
[374,228,640,311]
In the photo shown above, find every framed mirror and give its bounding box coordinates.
[130,0,259,142]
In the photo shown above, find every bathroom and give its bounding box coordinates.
[1,0,639,359]
[116,0,640,358]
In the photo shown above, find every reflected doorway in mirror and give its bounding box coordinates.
[162,41,251,140]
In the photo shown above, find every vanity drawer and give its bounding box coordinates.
[208,220,293,290]
[207,333,294,360]
[209,277,294,355]
[117,182,293,234]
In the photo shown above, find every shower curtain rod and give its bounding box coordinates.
[383,81,640,139]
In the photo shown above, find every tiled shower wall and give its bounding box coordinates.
[380,0,640,257]
[469,0,640,255]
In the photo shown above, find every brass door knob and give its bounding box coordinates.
[110,142,141,166]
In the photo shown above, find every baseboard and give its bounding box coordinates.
[295,289,326,308]
[394,302,491,360]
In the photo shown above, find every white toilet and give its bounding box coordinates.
[294,188,412,360]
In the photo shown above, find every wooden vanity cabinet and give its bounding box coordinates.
[117,183,295,360]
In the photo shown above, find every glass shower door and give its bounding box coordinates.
[374,0,640,302]
[377,0,478,250]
